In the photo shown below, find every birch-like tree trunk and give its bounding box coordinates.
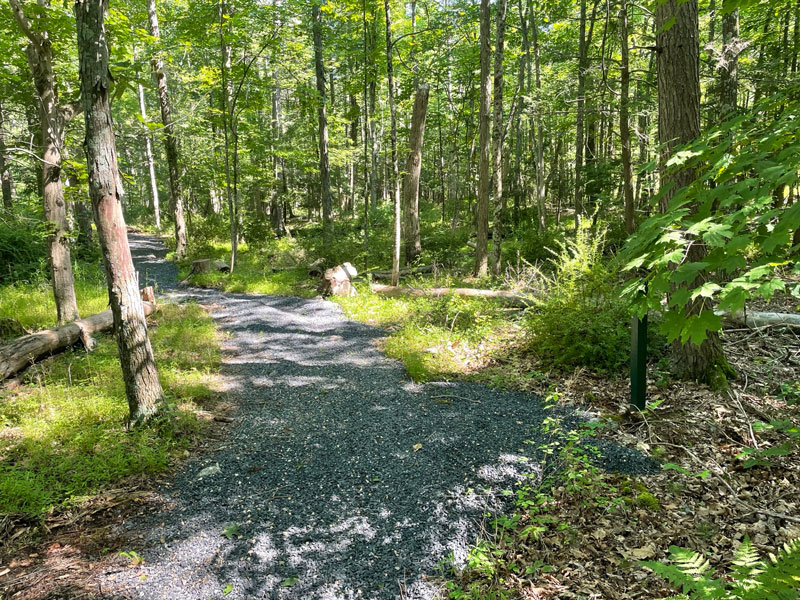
[136,79,161,228]
[75,0,164,423]
[10,0,80,324]
[146,0,186,257]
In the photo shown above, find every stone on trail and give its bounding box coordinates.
[196,463,221,479]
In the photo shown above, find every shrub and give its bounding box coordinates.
[525,228,630,372]
[0,218,48,283]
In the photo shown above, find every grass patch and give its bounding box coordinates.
[335,289,516,382]
[0,262,109,332]
[0,302,221,517]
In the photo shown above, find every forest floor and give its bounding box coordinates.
[1,234,799,600]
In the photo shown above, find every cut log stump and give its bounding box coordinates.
[319,263,358,297]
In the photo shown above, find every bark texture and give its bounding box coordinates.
[619,1,635,234]
[474,0,491,277]
[402,84,429,266]
[573,0,587,232]
[76,0,165,423]
[147,0,187,257]
[489,0,508,276]
[656,0,732,388]
[313,0,333,245]
[10,0,80,324]
[0,102,13,210]
[384,0,401,286]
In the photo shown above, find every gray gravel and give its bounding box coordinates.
[101,235,656,600]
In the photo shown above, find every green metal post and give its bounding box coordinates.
[630,311,647,410]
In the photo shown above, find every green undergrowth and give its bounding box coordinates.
[0,303,221,517]
[0,261,109,332]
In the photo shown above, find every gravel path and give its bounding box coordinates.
[102,235,655,600]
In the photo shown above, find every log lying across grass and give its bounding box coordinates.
[370,284,535,307]
[722,310,800,330]
[366,265,434,280]
[0,299,157,381]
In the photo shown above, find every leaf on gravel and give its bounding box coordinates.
[223,583,233,595]
[413,443,423,452]
[281,576,299,587]
[222,524,240,539]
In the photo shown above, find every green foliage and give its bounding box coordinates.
[0,303,220,517]
[0,217,48,284]
[644,537,800,600]
[624,87,800,346]
[525,229,630,372]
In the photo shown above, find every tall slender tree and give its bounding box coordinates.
[384,0,401,285]
[474,0,491,277]
[619,0,635,234]
[402,84,429,265]
[313,0,333,245]
[75,0,164,423]
[0,101,13,210]
[9,0,81,324]
[573,0,587,233]
[146,0,187,257]
[489,0,508,276]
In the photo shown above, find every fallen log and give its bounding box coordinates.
[722,310,800,330]
[370,284,535,307]
[367,265,434,280]
[0,301,157,381]
[320,263,358,297]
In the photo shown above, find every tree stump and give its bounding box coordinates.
[319,263,358,297]
[191,259,211,275]
[140,286,156,304]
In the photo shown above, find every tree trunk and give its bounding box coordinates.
[146,0,186,258]
[402,84,429,266]
[474,0,491,277]
[76,0,165,423]
[619,1,635,234]
[489,0,508,276]
[384,0,401,286]
[9,0,81,324]
[532,6,546,232]
[136,79,161,228]
[656,0,732,388]
[218,0,237,271]
[271,72,286,237]
[0,102,13,211]
[574,0,587,232]
[0,301,156,382]
[313,0,333,245]
[719,8,739,118]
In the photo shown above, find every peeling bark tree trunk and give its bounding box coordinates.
[76,0,164,424]
[619,0,635,234]
[402,84,429,266]
[10,0,81,324]
[474,0,491,277]
[146,0,186,258]
[384,0,401,286]
[656,0,732,388]
[313,0,333,245]
[0,102,13,211]
[489,0,508,276]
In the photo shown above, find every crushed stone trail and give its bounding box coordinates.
[102,235,654,600]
